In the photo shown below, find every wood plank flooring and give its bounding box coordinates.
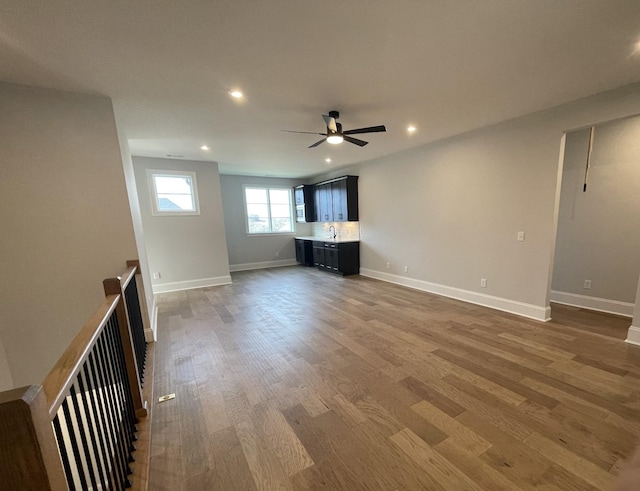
[148,266,640,490]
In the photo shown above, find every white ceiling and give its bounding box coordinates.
[1,1,640,178]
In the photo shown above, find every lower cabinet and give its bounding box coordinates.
[312,241,359,276]
[295,239,314,266]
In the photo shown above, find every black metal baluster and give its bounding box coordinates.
[95,331,129,489]
[105,317,137,456]
[88,349,123,490]
[99,320,133,487]
[53,414,77,491]
[78,364,108,491]
[68,382,99,490]
[125,276,147,381]
[61,396,89,490]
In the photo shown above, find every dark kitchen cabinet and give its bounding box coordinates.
[295,239,314,266]
[314,183,332,222]
[314,176,358,222]
[294,185,315,222]
[312,241,359,276]
[312,242,325,268]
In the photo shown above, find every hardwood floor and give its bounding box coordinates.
[148,266,640,490]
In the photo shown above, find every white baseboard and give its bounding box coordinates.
[152,275,232,294]
[145,297,157,342]
[550,290,634,317]
[360,268,551,322]
[626,326,640,346]
[229,259,297,272]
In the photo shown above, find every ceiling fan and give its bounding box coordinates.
[282,110,386,148]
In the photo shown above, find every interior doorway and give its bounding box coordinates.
[549,114,640,326]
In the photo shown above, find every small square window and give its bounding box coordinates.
[147,170,200,216]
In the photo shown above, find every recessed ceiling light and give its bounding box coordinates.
[229,90,243,99]
[325,158,332,163]
[407,126,417,133]
[200,145,210,151]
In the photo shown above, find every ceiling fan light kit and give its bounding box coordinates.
[282,110,386,148]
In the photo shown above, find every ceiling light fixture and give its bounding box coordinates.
[325,158,332,163]
[326,134,344,144]
[200,145,210,151]
[407,126,417,133]
[229,90,243,98]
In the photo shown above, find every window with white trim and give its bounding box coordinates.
[147,170,200,216]
[244,186,294,234]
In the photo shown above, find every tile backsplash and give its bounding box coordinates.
[312,221,360,240]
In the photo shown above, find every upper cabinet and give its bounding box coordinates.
[314,182,331,222]
[294,184,315,222]
[314,176,358,222]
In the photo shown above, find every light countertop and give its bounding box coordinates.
[295,236,360,243]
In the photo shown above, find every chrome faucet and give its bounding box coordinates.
[329,225,337,239]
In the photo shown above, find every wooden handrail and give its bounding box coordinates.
[41,294,120,420]
[1,259,151,490]
[120,265,137,290]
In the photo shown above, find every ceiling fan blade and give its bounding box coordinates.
[309,138,326,148]
[281,130,325,135]
[344,135,368,147]
[322,114,337,132]
[343,125,386,135]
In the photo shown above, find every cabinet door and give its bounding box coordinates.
[325,246,339,272]
[322,184,333,222]
[312,245,324,267]
[295,240,303,264]
[331,179,347,221]
[314,184,332,222]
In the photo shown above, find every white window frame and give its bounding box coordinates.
[147,169,200,216]
[243,185,295,235]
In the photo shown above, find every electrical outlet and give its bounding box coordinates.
[404,266,408,273]
[517,231,525,242]
[153,272,161,280]
[275,251,280,258]
[480,278,487,288]
[583,279,592,289]
[386,262,390,269]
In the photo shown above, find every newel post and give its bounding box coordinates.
[0,385,68,490]
[103,277,147,419]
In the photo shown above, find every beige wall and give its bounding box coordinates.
[552,117,640,308]
[220,175,311,269]
[115,130,156,340]
[343,83,640,321]
[0,83,138,387]
[133,157,231,293]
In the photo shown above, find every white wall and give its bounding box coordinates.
[352,83,640,321]
[627,282,640,345]
[0,82,139,387]
[115,131,157,340]
[551,117,640,315]
[220,175,311,270]
[133,157,231,293]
